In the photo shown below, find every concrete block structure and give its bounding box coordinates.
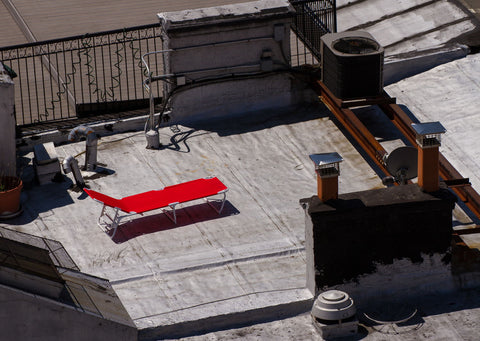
[33,142,61,185]
[157,0,303,123]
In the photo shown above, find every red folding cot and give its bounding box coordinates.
[84,177,228,237]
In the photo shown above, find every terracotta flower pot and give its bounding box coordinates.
[0,176,22,216]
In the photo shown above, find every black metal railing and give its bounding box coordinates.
[290,0,336,62]
[0,225,79,271]
[0,226,117,318]
[1,23,163,128]
[1,4,335,131]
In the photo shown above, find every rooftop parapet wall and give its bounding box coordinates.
[159,0,295,32]
[157,0,301,122]
[0,284,137,341]
[300,184,457,300]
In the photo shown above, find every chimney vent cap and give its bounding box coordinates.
[411,122,446,136]
[309,153,343,168]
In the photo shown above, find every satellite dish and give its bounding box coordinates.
[385,146,418,184]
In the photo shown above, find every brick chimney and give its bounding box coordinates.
[309,153,343,201]
[411,122,446,192]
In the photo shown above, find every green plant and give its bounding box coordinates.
[0,176,21,192]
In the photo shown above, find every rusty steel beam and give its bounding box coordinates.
[311,80,480,221]
[379,95,480,220]
[313,80,390,176]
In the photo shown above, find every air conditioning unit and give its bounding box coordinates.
[321,31,384,100]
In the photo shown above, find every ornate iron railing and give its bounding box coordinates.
[290,0,336,63]
[0,23,163,128]
[1,4,335,131]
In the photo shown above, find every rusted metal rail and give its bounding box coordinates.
[379,98,480,220]
[312,79,480,222]
[313,80,390,176]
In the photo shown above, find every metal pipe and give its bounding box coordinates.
[68,125,98,171]
[62,155,85,188]
[141,50,173,149]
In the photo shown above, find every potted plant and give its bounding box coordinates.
[0,175,22,217]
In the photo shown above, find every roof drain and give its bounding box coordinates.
[311,290,358,339]
[68,125,98,171]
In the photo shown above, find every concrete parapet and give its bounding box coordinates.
[0,284,137,341]
[0,63,16,176]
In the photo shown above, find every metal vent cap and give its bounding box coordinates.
[312,290,356,321]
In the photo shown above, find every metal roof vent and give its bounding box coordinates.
[321,31,384,100]
[311,290,358,339]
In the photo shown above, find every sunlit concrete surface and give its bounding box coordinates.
[386,53,480,195]
[174,288,480,341]
[2,0,480,339]
[11,92,480,338]
[337,0,478,56]
[10,104,384,337]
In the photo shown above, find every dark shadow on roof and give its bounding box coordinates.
[111,200,239,244]
[6,180,76,225]
[160,129,212,153]
[181,103,330,137]
[353,105,412,144]
[397,104,421,124]
[357,287,480,335]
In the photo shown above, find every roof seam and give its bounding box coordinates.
[344,0,442,32]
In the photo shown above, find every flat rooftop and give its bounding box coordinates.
[9,85,480,339]
[11,103,386,337]
[170,286,480,340]
[3,0,480,339]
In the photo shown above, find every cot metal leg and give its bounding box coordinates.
[163,202,179,224]
[206,189,228,214]
[97,205,121,237]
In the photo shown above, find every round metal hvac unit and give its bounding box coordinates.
[312,290,356,321]
[321,31,384,100]
[311,290,358,339]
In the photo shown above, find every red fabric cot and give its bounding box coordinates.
[84,177,228,237]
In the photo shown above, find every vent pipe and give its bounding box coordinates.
[62,156,85,188]
[309,153,343,202]
[411,122,446,192]
[68,125,98,171]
